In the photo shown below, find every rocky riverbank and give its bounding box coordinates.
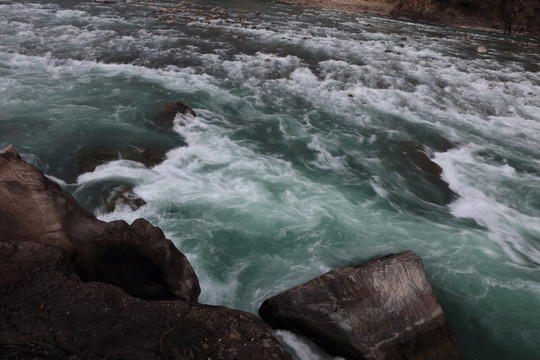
[1,144,459,359]
[0,145,292,360]
[278,0,540,40]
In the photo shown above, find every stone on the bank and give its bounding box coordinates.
[259,251,460,360]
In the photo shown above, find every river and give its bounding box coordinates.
[1,0,539,358]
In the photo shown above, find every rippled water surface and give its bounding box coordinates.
[1,0,540,358]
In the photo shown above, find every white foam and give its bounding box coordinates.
[77,160,159,184]
[434,146,540,266]
[274,330,339,360]
[307,135,347,172]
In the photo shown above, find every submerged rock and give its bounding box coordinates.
[154,101,197,128]
[0,145,292,360]
[384,140,458,206]
[76,145,169,175]
[259,252,459,360]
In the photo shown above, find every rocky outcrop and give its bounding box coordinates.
[71,218,200,301]
[154,101,197,128]
[259,251,459,360]
[0,145,292,360]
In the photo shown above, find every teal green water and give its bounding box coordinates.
[1,0,540,358]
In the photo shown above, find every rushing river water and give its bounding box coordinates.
[1,0,540,358]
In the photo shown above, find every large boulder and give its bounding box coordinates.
[71,218,200,301]
[259,252,459,360]
[0,145,292,360]
[0,144,199,302]
[0,236,291,359]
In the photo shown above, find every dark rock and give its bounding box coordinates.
[161,305,293,360]
[77,147,117,174]
[259,252,459,360]
[0,237,290,359]
[76,145,169,175]
[154,101,197,128]
[384,140,457,206]
[400,141,444,178]
[0,145,292,360]
[72,218,200,302]
[0,145,199,301]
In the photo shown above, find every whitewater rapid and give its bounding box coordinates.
[1,0,539,358]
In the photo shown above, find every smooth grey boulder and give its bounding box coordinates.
[259,252,460,360]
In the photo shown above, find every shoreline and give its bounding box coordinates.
[276,0,540,41]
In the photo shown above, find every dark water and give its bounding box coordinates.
[1,0,539,358]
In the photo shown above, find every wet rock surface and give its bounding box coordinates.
[392,140,457,205]
[259,251,460,360]
[76,145,170,175]
[154,101,197,128]
[0,145,292,360]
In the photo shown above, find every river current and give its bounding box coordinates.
[1,0,539,358]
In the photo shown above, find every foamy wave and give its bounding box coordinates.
[434,146,540,266]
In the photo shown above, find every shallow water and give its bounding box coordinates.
[1,0,540,358]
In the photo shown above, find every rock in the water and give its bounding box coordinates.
[0,145,292,360]
[476,46,488,53]
[259,252,459,360]
[380,140,457,207]
[154,101,197,128]
[103,184,147,213]
[76,145,169,175]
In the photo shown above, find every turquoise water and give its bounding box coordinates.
[1,0,540,358]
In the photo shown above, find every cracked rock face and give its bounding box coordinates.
[259,252,460,360]
[0,145,291,360]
